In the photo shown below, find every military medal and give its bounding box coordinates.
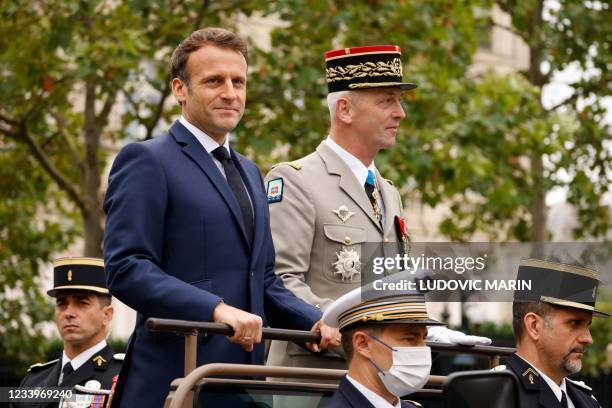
[332,247,361,281]
[371,189,382,222]
[394,215,410,255]
[333,205,355,223]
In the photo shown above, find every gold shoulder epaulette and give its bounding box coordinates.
[270,161,302,171]
[28,359,59,372]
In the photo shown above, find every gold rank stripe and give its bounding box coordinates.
[340,312,430,330]
[348,82,406,89]
[339,304,429,329]
[325,50,401,62]
[53,257,104,267]
[339,305,428,322]
[339,300,426,319]
[51,285,110,294]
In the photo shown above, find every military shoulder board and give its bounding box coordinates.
[270,161,302,171]
[28,359,59,372]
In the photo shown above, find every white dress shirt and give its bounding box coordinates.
[179,116,230,178]
[346,375,401,408]
[516,355,576,408]
[179,116,253,213]
[58,339,107,385]
[325,136,386,222]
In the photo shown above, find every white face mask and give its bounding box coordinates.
[367,333,432,397]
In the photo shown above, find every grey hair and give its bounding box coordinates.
[326,90,351,117]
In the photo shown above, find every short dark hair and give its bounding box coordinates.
[170,27,248,85]
[512,301,556,342]
[97,294,112,308]
[341,324,386,363]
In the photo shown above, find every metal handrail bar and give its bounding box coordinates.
[146,317,515,357]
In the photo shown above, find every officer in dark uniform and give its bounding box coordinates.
[502,259,608,408]
[322,284,446,408]
[15,258,123,407]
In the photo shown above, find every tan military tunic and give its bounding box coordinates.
[265,141,406,370]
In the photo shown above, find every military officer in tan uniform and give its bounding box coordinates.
[265,45,416,370]
[265,45,491,372]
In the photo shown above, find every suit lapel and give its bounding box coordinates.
[41,361,62,387]
[169,121,250,247]
[316,142,382,231]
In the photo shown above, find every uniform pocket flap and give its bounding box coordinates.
[323,224,366,245]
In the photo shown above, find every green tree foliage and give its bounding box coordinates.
[496,0,611,239]
[0,0,264,374]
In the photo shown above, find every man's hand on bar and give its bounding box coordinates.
[212,302,263,352]
[306,319,341,353]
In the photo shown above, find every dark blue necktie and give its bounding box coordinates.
[212,147,253,245]
[560,391,568,408]
[60,362,74,385]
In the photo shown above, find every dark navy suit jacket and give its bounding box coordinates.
[326,376,419,408]
[103,121,321,407]
[505,353,601,408]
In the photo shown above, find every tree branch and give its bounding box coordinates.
[547,93,579,112]
[121,88,146,124]
[0,113,20,127]
[142,0,210,141]
[17,124,86,211]
[51,111,83,171]
[95,92,117,129]
[491,21,525,41]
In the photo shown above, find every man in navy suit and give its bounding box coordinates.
[103,27,339,407]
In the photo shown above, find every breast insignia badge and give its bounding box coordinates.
[333,205,355,223]
[332,247,361,281]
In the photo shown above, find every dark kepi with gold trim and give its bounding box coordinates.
[323,283,445,331]
[514,259,609,318]
[325,45,417,93]
[48,257,109,297]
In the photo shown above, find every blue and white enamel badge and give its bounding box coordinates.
[267,178,284,203]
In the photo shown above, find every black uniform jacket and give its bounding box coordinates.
[13,344,122,408]
[505,353,600,408]
[326,375,420,408]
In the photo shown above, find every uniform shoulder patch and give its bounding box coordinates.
[267,178,284,203]
[270,161,302,171]
[28,359,59,372]
[113,353,125,361]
